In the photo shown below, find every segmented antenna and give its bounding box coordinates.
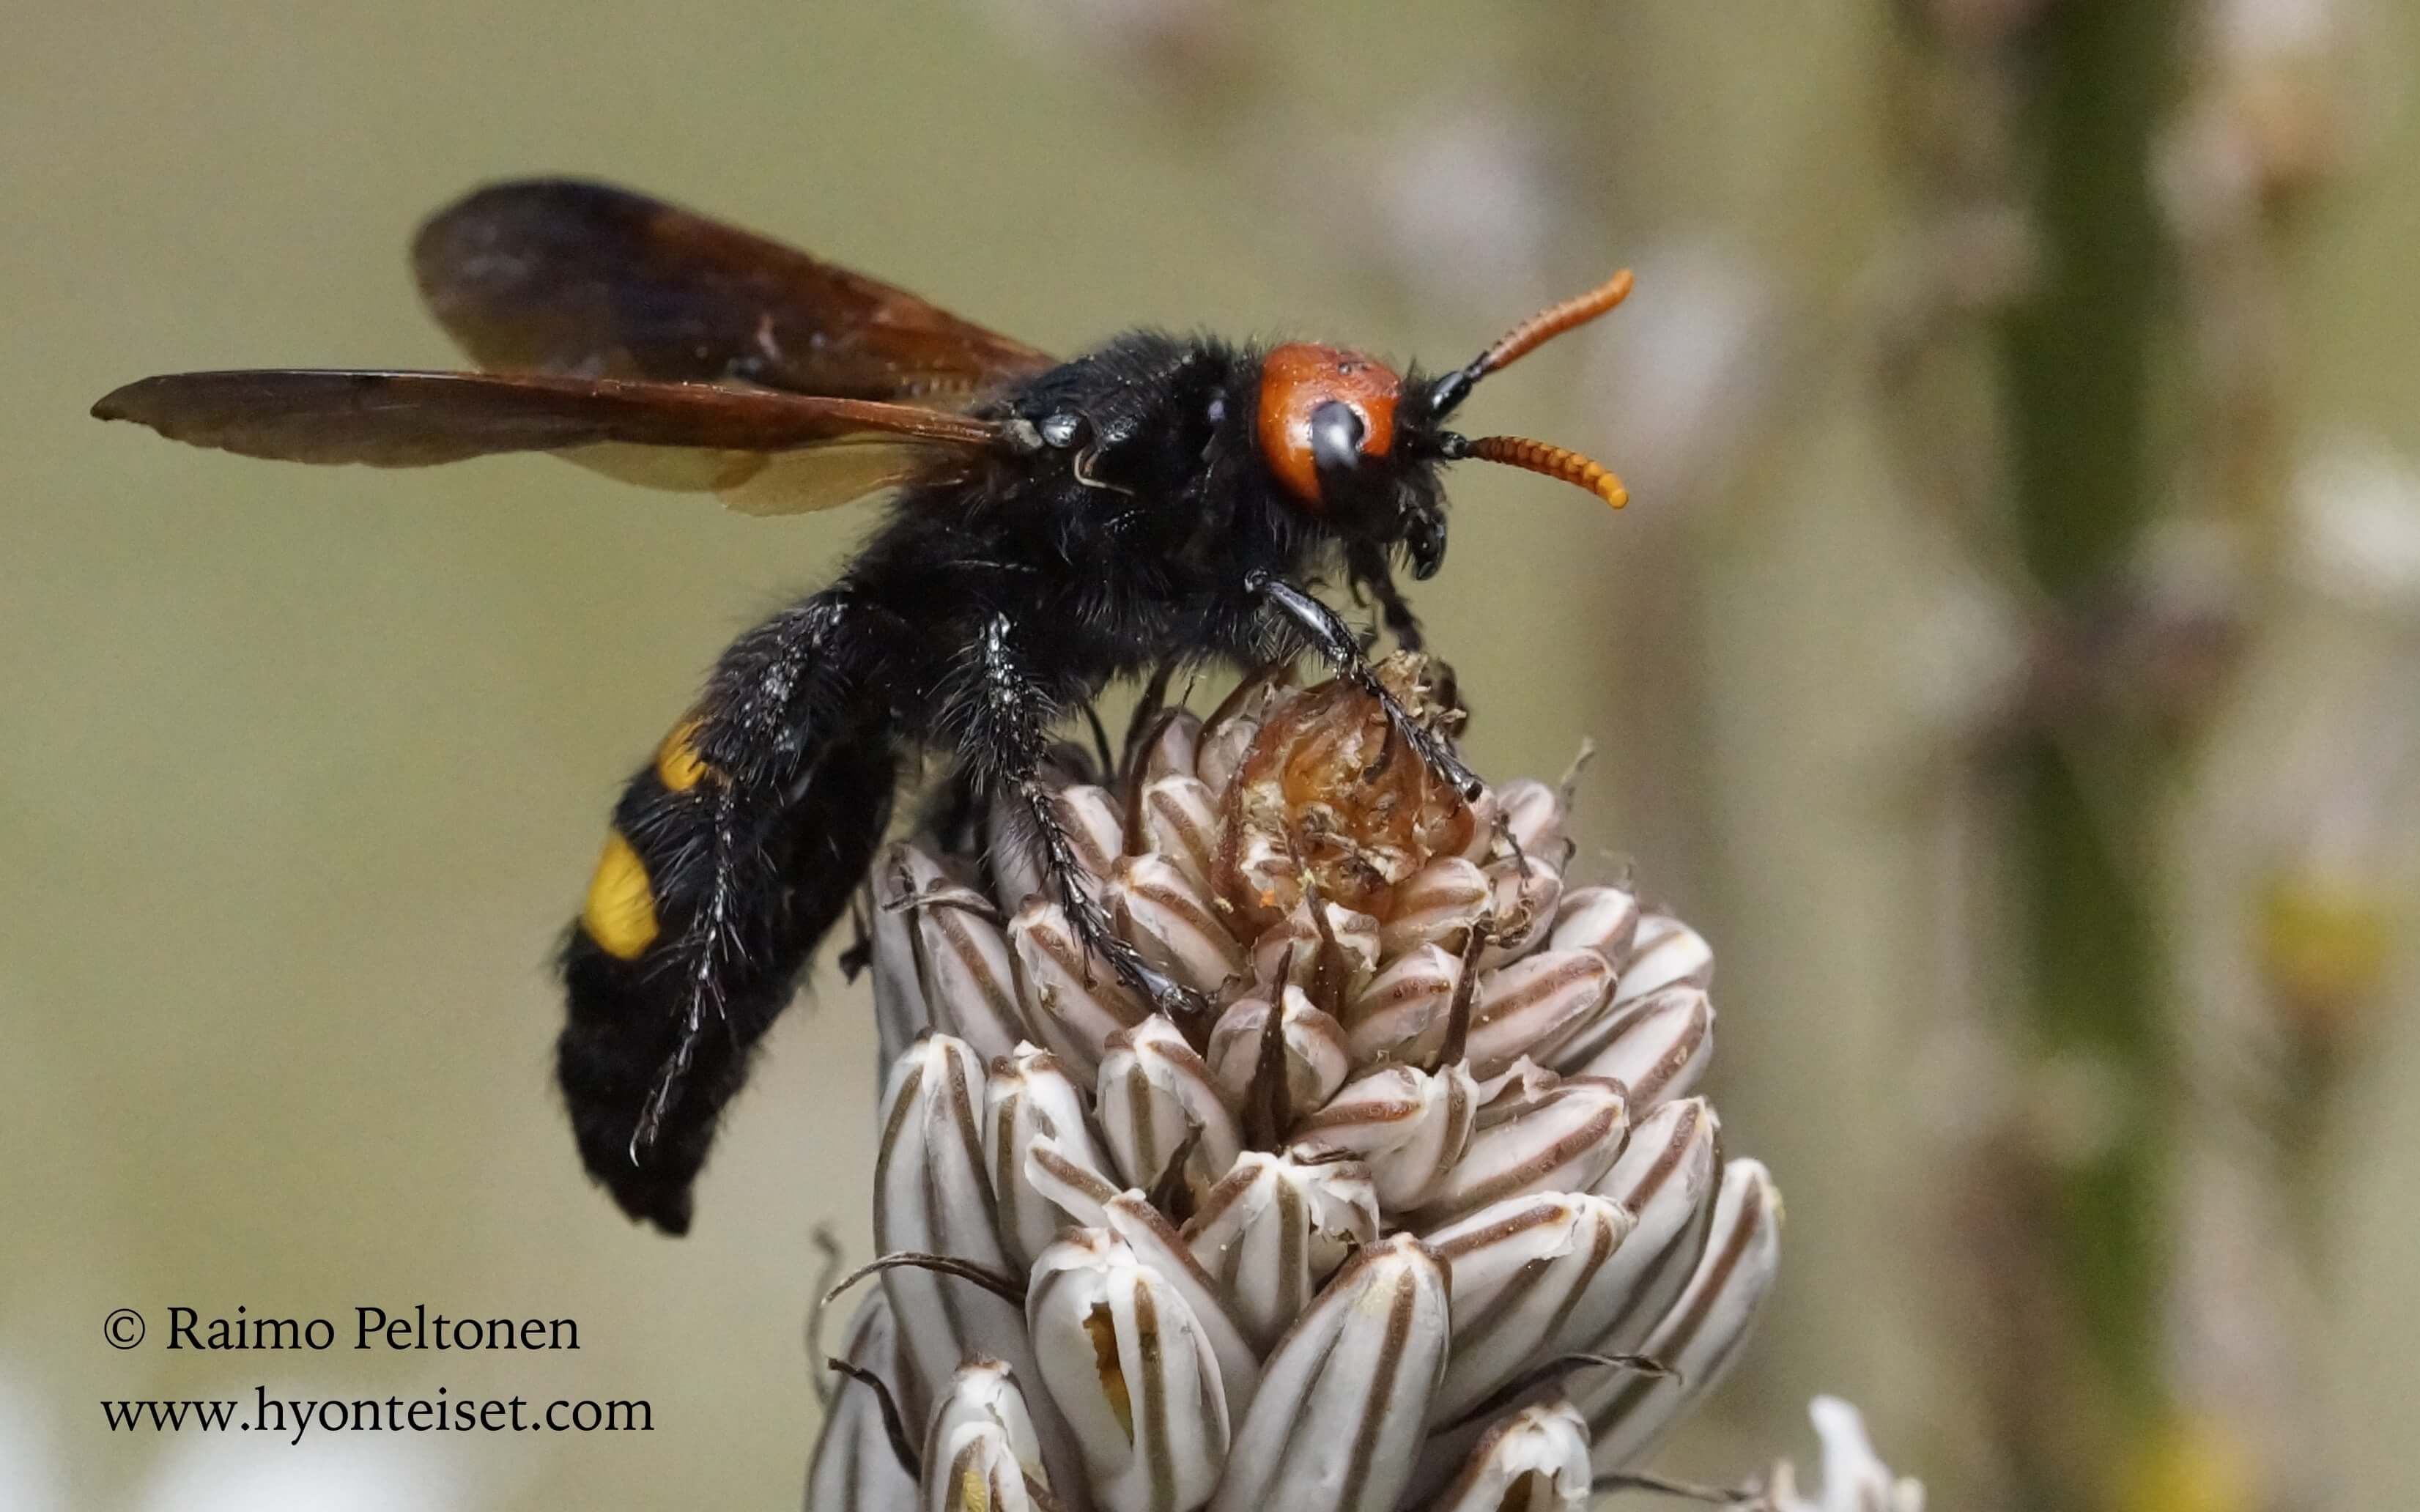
[1472,270,1635,379]
[1429,269,1635,417]
[1459,435,1629,509]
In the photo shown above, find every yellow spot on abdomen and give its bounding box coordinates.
[656,716,711,793]
[582,830,659,960]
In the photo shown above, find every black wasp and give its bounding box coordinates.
[95,179,1631,1233]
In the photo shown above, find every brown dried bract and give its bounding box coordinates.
[1215,655,1476,934]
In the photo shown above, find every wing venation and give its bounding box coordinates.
[412,178,1055,401]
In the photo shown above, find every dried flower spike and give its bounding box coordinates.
[807,658,1886,1512]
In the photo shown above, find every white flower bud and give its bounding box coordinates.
[1583,1158,1782,1471]
[1138,775,1222,892]
[1249,901,1383,1001]
[986,1045,1115,1267]
[1109,854,1248,994]
[1492,779,1569,861]
[1381,857,1493,957]
[1094,1189,1263,1422]
[1463,949,1615,1078]
[1057,785,1130,883]
[1613,911,1713,1007]
[1096,1017,1242,1199]
[1205,988,1351,1118]
[896,849,1027,1063]
[1562,986,1713,1108]
[1183,1148,1378,1350]
[922,1360,1054,1512]
[1411,1075,1628,1229]
[1009,900,1148,1080]
[1584,1097,1723,1357]
[1028,1231,1231,1512]
[1023,1133,1122,1230]
[1421,1193,1638,1422]
[986,782,1125,913]
[1479,853,1564,967]
[1767,1396,1925,1512]
[1455,788,1504,862]
[1206,1235,1451,1512]
[1547,883,1641,970]
[1468,1056,1552,1105]
[1344,943,1462,1064]
[1424,1401,1594,1512]
[1293,1061,1479,1210]
[873,1038,1029,1420]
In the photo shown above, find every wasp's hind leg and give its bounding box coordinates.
[558,592,897,1233]
[961,615,1215,1034]
[1246,571,1482,800]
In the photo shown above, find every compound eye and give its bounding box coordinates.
[1309,400,1365,475]
[1257,342,1399,509]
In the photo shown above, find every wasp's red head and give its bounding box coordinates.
[1251,341,1448,579]
[1255,342,1402,509]
[1250,272,1635,586]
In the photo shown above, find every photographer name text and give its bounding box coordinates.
[166,1305,579,1352]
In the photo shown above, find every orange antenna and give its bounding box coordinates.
[1429,270,1634,417]
[1455,435,1627,509]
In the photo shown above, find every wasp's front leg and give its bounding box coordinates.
[961,615,1215,1033]
[1245,571,1484,801]
[1344,540,1425,652]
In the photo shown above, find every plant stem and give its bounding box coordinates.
[1994,0,2186,1456]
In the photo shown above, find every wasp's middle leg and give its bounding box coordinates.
[960,614,1214,1031]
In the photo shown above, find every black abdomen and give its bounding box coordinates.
[558,593,898,1233]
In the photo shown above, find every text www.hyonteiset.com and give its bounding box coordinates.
[102,1387,651,1445]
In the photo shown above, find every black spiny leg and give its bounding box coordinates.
[966,615,1213,1032]
[1246,571,1483,800]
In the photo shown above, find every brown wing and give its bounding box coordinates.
[90,369,1006,514]
[411,179,1056,401]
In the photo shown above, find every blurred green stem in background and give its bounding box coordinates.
[1995,0,2186,1467]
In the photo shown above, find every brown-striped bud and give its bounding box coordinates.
[1027,1230,1231,1512]
[1096,1017,1242,1199]
[1205,1235,1451,1512]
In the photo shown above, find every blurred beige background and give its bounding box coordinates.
[6,2,2419,1508]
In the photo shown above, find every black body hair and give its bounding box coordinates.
[558,331,1461,1232]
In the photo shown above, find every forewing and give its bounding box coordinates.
[91,369,1002,514]
[412,179,1056,401]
